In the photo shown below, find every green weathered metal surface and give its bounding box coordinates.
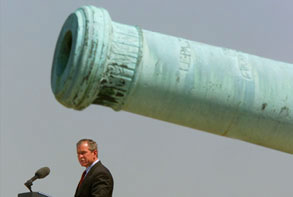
[51,6,293,154]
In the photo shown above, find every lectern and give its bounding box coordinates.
[18,192,50,197]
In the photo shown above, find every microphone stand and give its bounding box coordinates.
[24,176,38,192]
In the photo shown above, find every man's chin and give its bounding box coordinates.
[79,162,87,167]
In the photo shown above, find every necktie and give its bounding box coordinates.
[78,170,86,188]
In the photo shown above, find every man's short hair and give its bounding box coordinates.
[76,139,98,152]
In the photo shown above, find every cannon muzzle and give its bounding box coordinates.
[51,6,293,154]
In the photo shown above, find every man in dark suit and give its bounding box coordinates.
[75,139,114,197]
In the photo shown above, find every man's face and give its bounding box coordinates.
[77,142,97,168]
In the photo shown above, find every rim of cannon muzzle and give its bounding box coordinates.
[51,6,121,110]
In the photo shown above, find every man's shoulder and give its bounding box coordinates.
[91,161,112,176]
[88,161,114,186]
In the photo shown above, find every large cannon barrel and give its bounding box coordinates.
[51,6,293,154]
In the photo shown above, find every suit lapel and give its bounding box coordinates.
[75,161,101,196]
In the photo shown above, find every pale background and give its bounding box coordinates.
[1,0,293,196]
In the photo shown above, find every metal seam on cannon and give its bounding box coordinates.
[92,23,143,111]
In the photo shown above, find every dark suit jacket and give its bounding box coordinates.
[75,161,114,197]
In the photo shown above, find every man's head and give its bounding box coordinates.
[76,139,98,168]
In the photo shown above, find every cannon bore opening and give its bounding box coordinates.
[56,31,72,77]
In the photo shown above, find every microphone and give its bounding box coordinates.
[24,167,50,192]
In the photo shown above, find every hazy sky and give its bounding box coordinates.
[1,0,293,196]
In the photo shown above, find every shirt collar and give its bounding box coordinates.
[85,159,99,176]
